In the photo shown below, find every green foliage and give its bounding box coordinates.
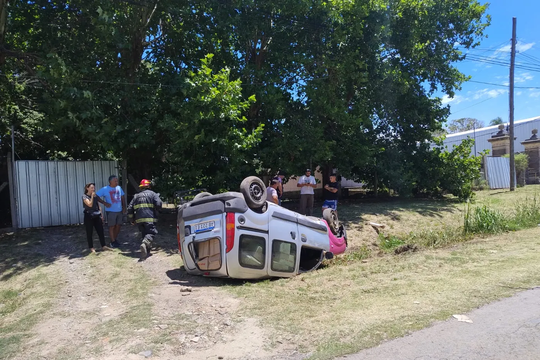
[332,245,371,265]
[1,0,490,192]
[405,227,469,248]
[502,153,529,187]
[361,137,483,201]
[489,117,504,126]
[507,197,540,230]
[472,177,489,191]
[378,233,405,251]
[464,204,507,234]
[437,139,485,201]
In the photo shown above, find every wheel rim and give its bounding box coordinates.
[249,183,264,201]
[331,212,339,230]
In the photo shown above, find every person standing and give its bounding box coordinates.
[127,179,162,260]
[97,175,126,248]
[273,170,286,205]
[297,169,317,216]
[266,179,279,204]
[322,174,340,213]
[82,183,112,253]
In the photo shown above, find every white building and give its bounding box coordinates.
[441,116,540,156]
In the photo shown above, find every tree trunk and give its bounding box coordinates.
[0,0,9,66]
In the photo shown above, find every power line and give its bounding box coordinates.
[467,80,540,90]
[451,97,495,114]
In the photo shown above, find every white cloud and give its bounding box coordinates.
[515,72,534,83]
[498,73,532,87]
[441,95,465,105]
[530,91,540,98]
[517,42,535,52]
[473,88,507,100]
[516,91,523,96]
[496,41,535,54]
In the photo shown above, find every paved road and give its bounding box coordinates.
[340,287,540,360]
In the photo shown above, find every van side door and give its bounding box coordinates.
[267,207,300,278]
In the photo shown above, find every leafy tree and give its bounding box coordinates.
[489,117,504,126]
[1,0,491,199]
[447,118,484,134]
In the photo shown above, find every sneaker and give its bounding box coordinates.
[140,244,147,260]
[110,241,120,249]
[102,246,113,251]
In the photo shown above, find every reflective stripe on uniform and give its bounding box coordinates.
[135,218,157,223]
[134,203,154,209]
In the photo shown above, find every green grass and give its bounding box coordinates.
[226,229,540,360]
[0,268,62,360]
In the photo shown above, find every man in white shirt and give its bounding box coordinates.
[266,179,279,204]
[297,169,317,216]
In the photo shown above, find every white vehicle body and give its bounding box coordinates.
[177,192,341,279]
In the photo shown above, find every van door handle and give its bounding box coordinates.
[290,231,296,240]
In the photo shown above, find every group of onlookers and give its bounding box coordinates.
[82,175,161,260]
[266,169,340,216]
[85,170,339,258]
[82,175,125,253]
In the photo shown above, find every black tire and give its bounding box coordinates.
[323,208,339,236]
[193,192,212,201]
[240,176,267,210]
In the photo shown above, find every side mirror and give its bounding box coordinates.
[325,252,334,260]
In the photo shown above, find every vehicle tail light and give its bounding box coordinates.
[226,212,235,253]
[176,225,181,253]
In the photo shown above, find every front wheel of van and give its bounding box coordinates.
[240,176,267,211]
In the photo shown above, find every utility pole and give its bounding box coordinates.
[509,17,516,191]
[11,123,15,165]
[473,123,477,156]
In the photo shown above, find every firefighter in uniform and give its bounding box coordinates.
[127,179,162,260]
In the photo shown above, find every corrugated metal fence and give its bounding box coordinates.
[14,161,118,228]
[485,157,516,190]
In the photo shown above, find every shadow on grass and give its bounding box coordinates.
[336,197,461,224]
[0,226,94,282]
[280,197,461,226]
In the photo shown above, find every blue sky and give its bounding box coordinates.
[442,0,540,126]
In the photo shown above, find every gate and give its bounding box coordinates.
[14,161,118,228]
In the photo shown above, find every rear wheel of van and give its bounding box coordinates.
[193,192,212,201]
[240,176,267,211]
[323,209,339,236]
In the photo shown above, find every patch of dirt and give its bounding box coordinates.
[6,215,306,360]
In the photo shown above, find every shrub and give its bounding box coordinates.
[507,196,540,230]
[502,153,529,187]
[464,204,507,234]
[406,227,470,248]
[378,233,405,250]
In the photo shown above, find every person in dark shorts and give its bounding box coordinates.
[322,174,340,213]
[82,183,112,253]
[127,179,162,260]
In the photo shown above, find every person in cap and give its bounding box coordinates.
[96,175,126,248]
[322,173,340,213]
[127,179,162,260]
[272,170,286,205]
[297,168,317,216]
